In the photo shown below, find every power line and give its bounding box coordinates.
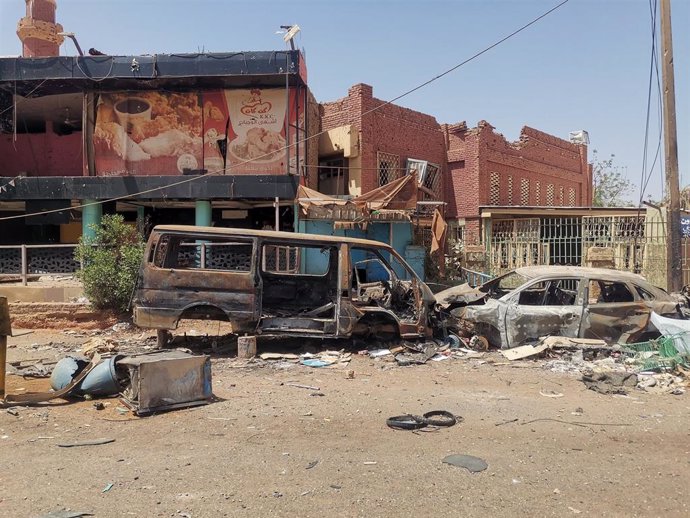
[0,0,571,223]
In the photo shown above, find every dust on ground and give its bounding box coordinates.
[1,327,689,518]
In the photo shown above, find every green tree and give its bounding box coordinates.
[591,151,634,207]
[75,214,145,312]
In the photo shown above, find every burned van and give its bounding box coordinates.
[133,225,435,344]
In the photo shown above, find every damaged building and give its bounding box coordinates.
[0,0,316,272]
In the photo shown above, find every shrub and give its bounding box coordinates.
[75,214,145,312]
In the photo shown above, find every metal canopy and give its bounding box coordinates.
[0,175,299,201]
[0,51,305,95]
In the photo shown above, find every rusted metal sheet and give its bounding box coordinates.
[118,351,212,415]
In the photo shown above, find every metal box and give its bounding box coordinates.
[118,350,212,415]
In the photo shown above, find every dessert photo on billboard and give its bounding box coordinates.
[93,91,203,176]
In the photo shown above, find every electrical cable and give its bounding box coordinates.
[0,0,571,222]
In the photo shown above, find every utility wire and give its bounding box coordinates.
[0,0,571,223]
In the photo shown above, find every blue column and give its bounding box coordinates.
[82,200,102,241]
[195,200,212,227]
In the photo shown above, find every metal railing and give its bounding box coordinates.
[482,214,689,289]
[0,244,80,286]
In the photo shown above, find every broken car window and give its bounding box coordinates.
[635,285,656,301]
[517,279,579,306]
[261,244,332,276]
[484,271,529,299]
[588,280,635,304]
[152,234,253,271]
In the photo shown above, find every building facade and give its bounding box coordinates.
[443,121,592,243]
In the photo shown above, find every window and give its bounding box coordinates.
[546,184,554,206]
[568,187,576,207]
[518,279,579,306]
[406,159,442,200]
[318,155,348,195]
[588,280,634,304]
[377,152,400,186]
[490,172,500,205]
[153,234,253,272]
[520,178,529,205]
[262,244,333,276]
[635,286,656,301]
[507,175,513,205]
[535,181,541,205]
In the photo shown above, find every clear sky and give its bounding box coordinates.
[0,0,687,202]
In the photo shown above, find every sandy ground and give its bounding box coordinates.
[1,326,690,518]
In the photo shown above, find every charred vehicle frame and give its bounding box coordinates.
[436,266,684,348]
[133,226,436,344]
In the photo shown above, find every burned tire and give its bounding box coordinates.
[423,410,459,427]
[386,414,427,430]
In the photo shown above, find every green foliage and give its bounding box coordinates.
[591,150,634,207]
[75,214,145,312]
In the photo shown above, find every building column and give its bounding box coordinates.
[82,200,102,241]
[136,206,146,234]
[195,200,212,227]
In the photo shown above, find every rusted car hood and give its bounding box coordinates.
[435,283,487,308]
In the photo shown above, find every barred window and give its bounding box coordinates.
[377,152,400,186]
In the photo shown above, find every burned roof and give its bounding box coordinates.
[515,265,648,282]
[153,225,397,250]
[0,50,305,96]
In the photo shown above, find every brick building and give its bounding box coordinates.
[0,0,314,249]
[317,84,447,202]
[313,83,592,260]
[443,121,592,243]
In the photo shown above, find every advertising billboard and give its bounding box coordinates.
[93,87,304,177]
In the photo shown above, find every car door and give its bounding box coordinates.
[503,277,584,347]
[582,278,650,343]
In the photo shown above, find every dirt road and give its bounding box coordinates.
[1,329,689,517]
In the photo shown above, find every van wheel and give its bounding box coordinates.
[156,329,172,348]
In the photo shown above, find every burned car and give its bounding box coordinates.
[436,266,683,348]
[133,225,435,345]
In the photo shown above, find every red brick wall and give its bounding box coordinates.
[445,121,591,241]
[321,86,592,245]
[321,84,447,199]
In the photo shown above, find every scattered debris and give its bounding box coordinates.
[4,353,102,404]
[285,383,320,391]
[306,460,319,470]
[582,372,638,395]
[539,389,564,398]
[118,351,212,416]
[101,483,114,493]
[495,418,518,427]
[37,511,93,518]
[57,438,115,448]
[442,454,488,473]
